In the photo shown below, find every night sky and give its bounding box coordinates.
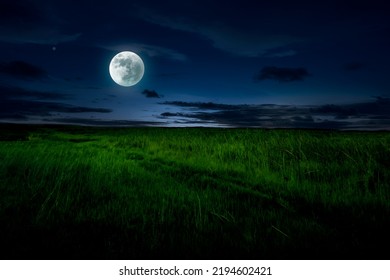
[1,0,389,129]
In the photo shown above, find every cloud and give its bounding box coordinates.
[160,102,310,127]
[0,85,111,121]
[132,44,187,61]
[254,66,309,82]
[0,29,81,45]
[160,112,182,117]
[157,73,184,78]
[0,99,111,119]
[312,96,390,118]
[373,96,390,104]
[160,101,238,110]
[133,2,304,57]
[142,89,161,98]
[264,50,297,58]
[0,85,68,100]
[313,104,358,119]
[132,1,388,58]
[42,118,164,127]
[197,27,302,57]
[343,62,365,71]
[159,98,390,130]
[0,1,81,44]
[101,43,187,61]
[0,61,47,79]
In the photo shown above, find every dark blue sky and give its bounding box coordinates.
[1,0,389,129]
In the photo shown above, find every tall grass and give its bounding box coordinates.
[0,124,389,259]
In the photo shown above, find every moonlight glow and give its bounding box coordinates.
[109,51,144,87]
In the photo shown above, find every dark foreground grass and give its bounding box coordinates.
[0,124,389,259]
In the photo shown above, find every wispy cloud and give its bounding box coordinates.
[254,66,310,82]
[264,50,297,58]
[343,62,365,71]
[0,61,47,80]
[0,1,81,44]
[101,43,187,61]
[0,85,68,100]
[133,1,305,57]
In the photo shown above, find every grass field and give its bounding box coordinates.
[0,124,389,259]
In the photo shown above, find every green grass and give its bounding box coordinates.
[0,124,389,259]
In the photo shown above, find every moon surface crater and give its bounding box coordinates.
[109,51,144,87]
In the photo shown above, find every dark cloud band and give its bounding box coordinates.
[160,98,390,130]
[255,66,309,82]
[142,89,161,98]
[0,61,47,79]
[0,85,112,121]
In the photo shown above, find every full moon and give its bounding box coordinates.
[109,51,144,87]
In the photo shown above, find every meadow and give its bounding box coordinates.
[0,124,389,259]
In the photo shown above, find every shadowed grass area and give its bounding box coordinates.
[0,124,389,259]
